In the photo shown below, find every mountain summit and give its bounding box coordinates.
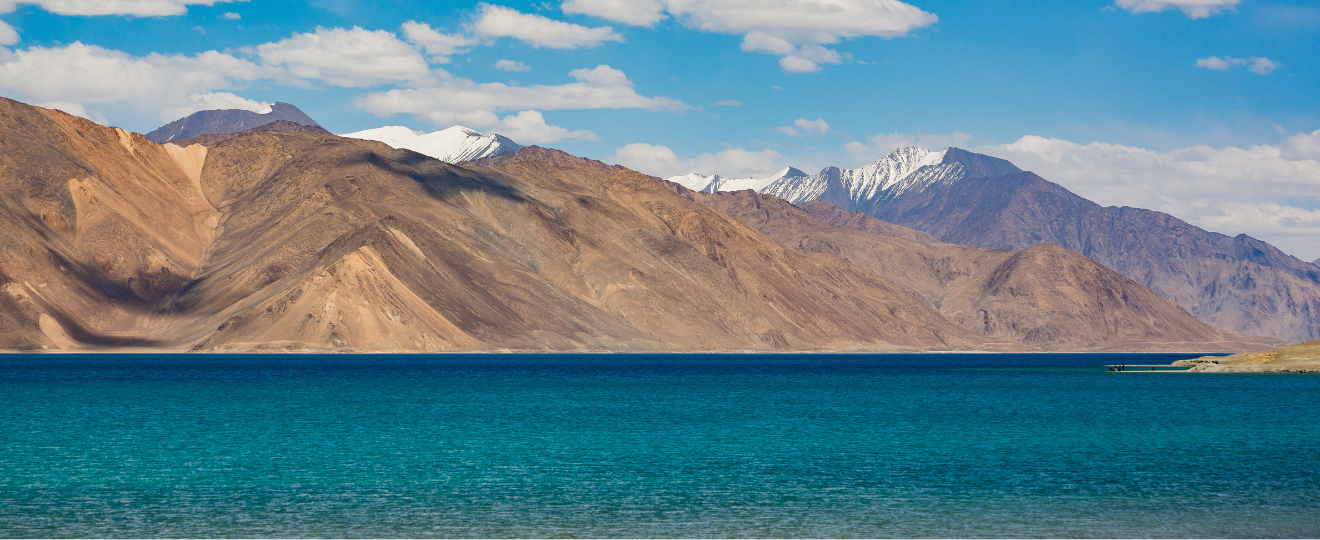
[668,166,809,194]
[145,102,321,143]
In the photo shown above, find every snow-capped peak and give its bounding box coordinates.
[340,125,522,163]
[667,166,811,194]
[668,172,723,192]
[844,147,948,201]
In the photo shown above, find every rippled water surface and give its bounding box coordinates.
[1,353,1318,538]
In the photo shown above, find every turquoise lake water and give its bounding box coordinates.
[1,353,1317,538]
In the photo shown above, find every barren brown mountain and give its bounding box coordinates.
[684,189,1274,352]
[170,120,330,147]
[860,167,1320,343]
[0,98,1010,352]
[466,145,627,170]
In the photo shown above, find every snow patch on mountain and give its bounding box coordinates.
[762,147,970,206]
[667,167,809,193]
[341,125,522,163]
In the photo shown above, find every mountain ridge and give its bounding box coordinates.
[341,125,521,164]
[145,102,321,143]
[0,97,1014,352]
[678,189,1274,352]
[675,145,1320,342]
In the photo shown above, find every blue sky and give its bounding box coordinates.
[2,0,1319,259]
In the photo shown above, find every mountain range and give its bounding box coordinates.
[0,96,1275,352]
[672,147,1320,342]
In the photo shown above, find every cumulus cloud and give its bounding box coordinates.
[358,64,687,127]
[494,110,597,143]
[845,130,973,161]
[562,0,666,26]
[0,42,272,120]
[222,11,239,19]
[495,59,530,72]
[978,132,1320,260]
[472,3,623,49]
[1196,55,1280,74]
[777,117,830,136]
[0,19,17,45]
[0,0,242,16]
[161,91,271,121]
[255,26,434,87]
[1115,0,1240,18]
[714,100,742,107]
[400,20,475,63]
[562,0,936,72]
[610,142,792,178]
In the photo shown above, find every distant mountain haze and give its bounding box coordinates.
[145,102,322,143]
[679,146,1320,343]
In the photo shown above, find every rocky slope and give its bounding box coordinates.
[467,145,625,170]
[798,200,943,244]
[861,169,1320,342]
[145,102,321,143]
[683,191,1273,352]
[0,98,1010,352]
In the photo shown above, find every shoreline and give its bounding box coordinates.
[1173,340,1320,373]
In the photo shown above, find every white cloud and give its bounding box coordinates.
[161,91,271,121]
[562,0,666,26]
[714,99,742,106]
[610,142,792,178]
[0,42,271,120]
[1196,55,1280,74]
[978,132,1320,260]
[1115,0,1240,18]
[0,0,242,16]
[400,20,475,63]
[494,110,597,143]
[1248,56,1281,75]
[495,59,530,72]
[256,26,434,87]
[568,64,630,86]
[358,64,686,127]
[1196,55,1240,70]
[743,32,844,72]
[563,0,936,72]
[472,3,624,49]
[846,130,972,161]
[777,117,830,136]
[37,101,106,124]
[222,11,239,19]
[0,19,17,45]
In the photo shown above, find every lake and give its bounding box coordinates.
[1,353,1317,537]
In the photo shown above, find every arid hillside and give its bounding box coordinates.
[684,189,1274,352]
[0,98,1010,352]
